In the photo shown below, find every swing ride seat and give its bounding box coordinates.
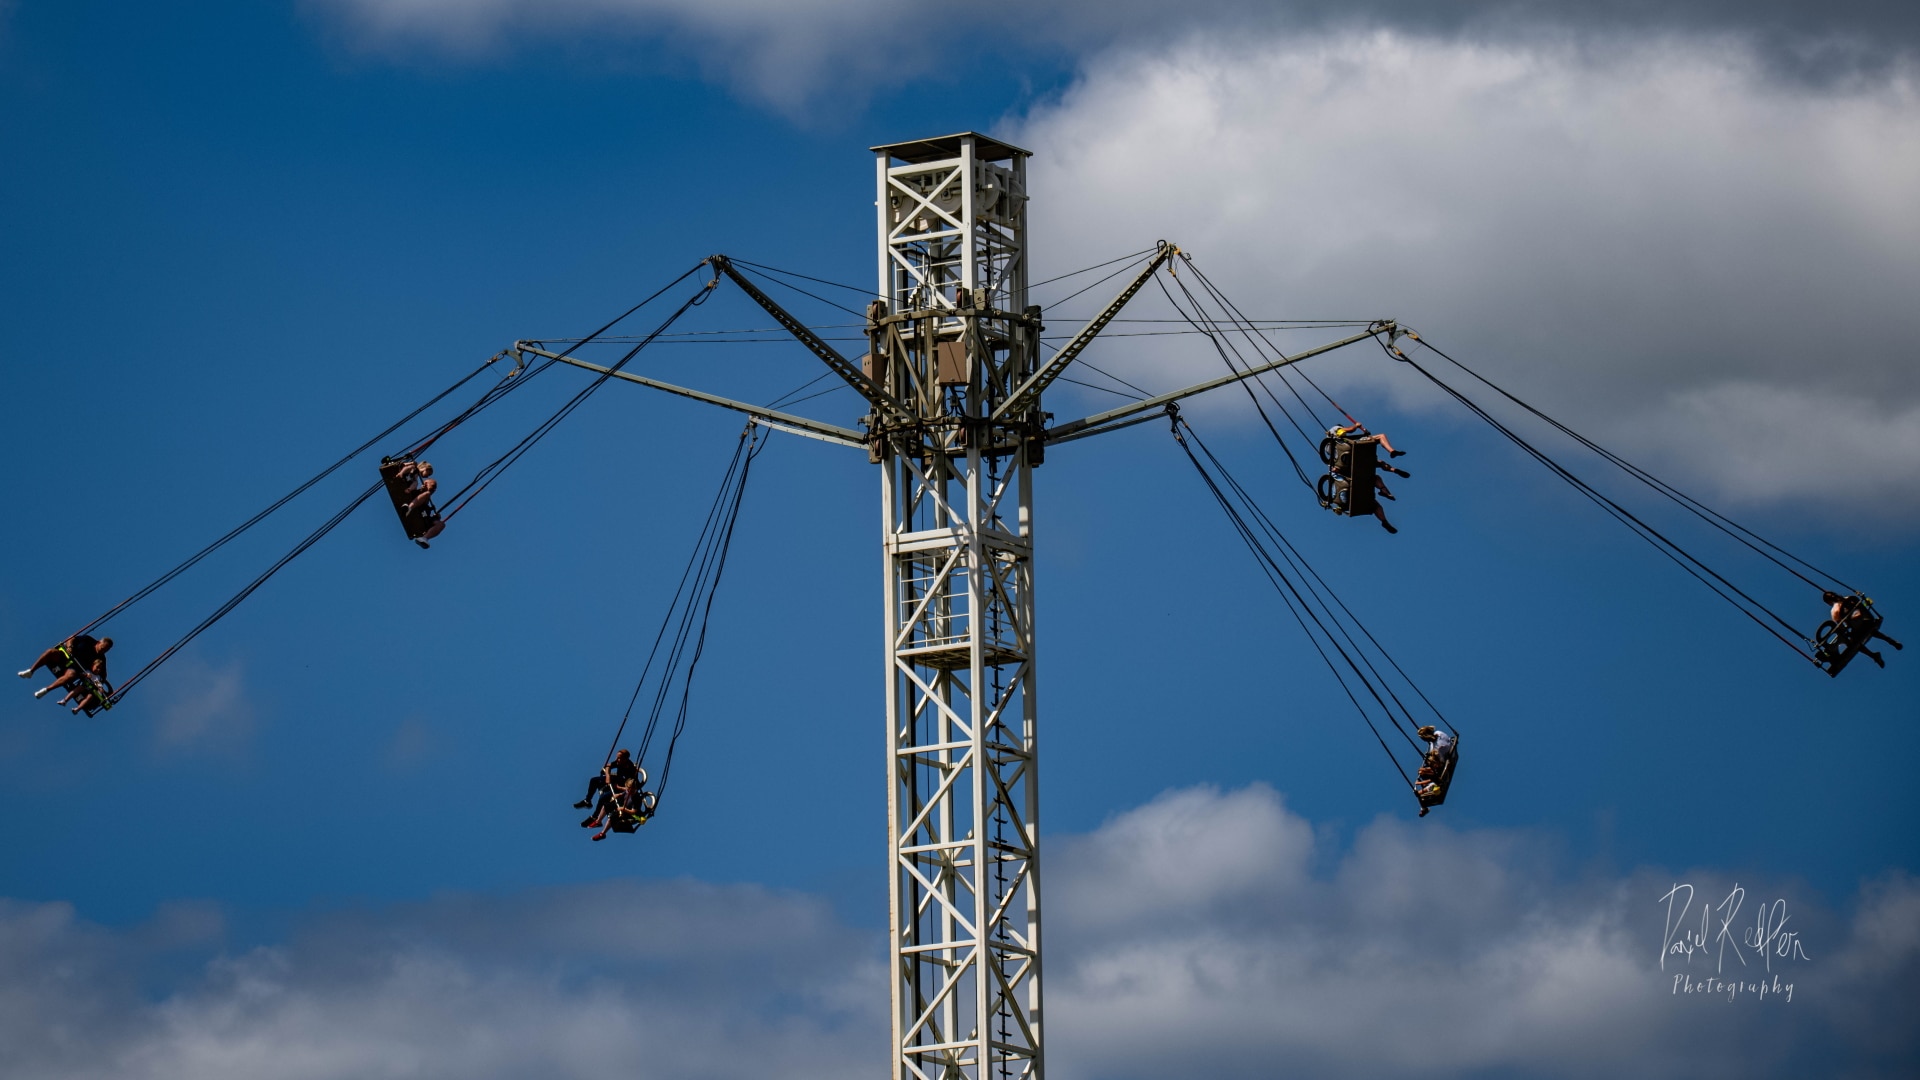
[1317,435,1380,519]
[1812,602,1886,678]
[378,458,443,542]
[1417,736,1459,813]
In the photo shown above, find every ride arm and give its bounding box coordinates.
[515,344,868,449]
[707,255,915,425]
[991,242,1177,422]
[1044,324,1390,445]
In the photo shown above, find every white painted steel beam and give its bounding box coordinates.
[876,132,1043,1080]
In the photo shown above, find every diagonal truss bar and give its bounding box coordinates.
[991,242,1176,421]
[708,255,917,424]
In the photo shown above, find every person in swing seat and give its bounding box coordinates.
[392,460,447,547]
[1329,423,1408,459]
[1417,724,1455,765]
[1821,591,1902,667]
[393,460,436,513]
[1330,425,1413,486]
[61,669,111,715]
[1414,774,1441,816]
[1326,454,1401,534]
[590,778,648,841]
[20,634,112,700]
[574,749,642,821]
[1324,427,1407,534]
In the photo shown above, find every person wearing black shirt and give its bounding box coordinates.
[574,749,643,824]
[20,635,112,700]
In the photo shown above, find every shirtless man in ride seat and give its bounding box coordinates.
[396,461,438,518]
[392,460,446,546]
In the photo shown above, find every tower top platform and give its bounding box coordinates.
[871,132,1030,164]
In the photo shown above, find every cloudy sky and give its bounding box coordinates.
[2,1,1916,1077]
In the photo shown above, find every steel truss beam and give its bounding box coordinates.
[993,243,1176,422]
[518,343,868,447]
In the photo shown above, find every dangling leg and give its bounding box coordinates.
[37,667,81,699]
[583,787,616,828]
[1872,629,1903,651]
[20,647,64,678]
[1373,504,1398,534]
[575,773,608,811]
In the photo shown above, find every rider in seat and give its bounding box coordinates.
[588,777,655,841]
[1320,427,1403,534]
[574,749,642,821]
[1331,425,1412,483]
[1320,424,1413,534]
[379,457,447,548]
[1330,423,1408,462]
[19,634,113,709]
[58,668,112,715]
[1414,724,1456,816]
[1816,591,1901,672]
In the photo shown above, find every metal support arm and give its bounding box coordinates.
[517,343,868,448]
[991,242,1177,422]
[1042,325,1390,444]
[708,255,916,425]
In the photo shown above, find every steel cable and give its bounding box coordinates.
[1408,334,1854,594]
[1383,339,1815,661]
[72,355,506,638]
[110,480,385,703]
[1171,414,1448,793]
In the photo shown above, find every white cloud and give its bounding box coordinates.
[152,659,256,753]
[304,0,1920,103]
[305,0,909,107]
[0,881,886,1080]
[298,0,1920,510]
[1008,33,1920,510]
[0,786,1913,1078]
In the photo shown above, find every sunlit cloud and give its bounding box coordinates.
[0,786,1912,1078]
[1010,33,1920,511]
[151,659,257,755]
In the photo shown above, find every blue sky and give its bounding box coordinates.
[2,2,1917,1077]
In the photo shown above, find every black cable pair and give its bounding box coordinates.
[1173,415,1450,796]
[600,423,766,811]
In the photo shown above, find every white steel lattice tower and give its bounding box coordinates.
[870,133,1045,1080]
